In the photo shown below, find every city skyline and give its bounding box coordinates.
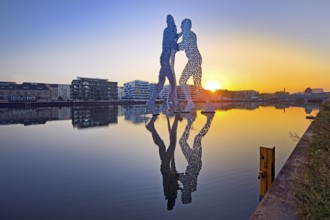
[1,0,330,93]
[3,77,327,95]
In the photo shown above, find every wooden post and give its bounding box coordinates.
[258,146,275,200]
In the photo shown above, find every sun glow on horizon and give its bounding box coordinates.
[204,80,222,92]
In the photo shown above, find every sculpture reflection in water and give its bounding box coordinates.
[146,113,182,210]
[179,112,214,204]
[146,112,214,210]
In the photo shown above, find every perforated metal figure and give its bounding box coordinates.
[147,15,180,115]
[178,18,214,112]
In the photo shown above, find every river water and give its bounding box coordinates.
[0,103,319,219]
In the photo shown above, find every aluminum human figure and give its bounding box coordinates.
[147,15,180,115]
[178,18,214,112]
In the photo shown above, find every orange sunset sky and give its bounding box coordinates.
[1,0,329,93]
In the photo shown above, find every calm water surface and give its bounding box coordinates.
[0,103,319,219]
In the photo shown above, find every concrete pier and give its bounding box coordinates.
[250,117,316,219]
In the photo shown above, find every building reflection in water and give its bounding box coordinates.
[0,107,71,126]
[179,112,214,204]
[122,105,165,124]
[71,106,118,129]
[146,111,214,210]
[0,106,119,129]
[0,102,319,127]
[123,105,149,124]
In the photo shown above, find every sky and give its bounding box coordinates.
[0,0,329,93]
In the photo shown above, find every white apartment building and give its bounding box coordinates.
[118,87,125,100]
[122,80,189,101]
[123,80,152,100]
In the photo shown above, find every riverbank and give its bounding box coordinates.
[0,100,164,108]
[294,100,330,219]
[0,99,321,109]
[250,100,330,219]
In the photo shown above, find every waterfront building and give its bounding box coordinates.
[0,82,15,102]
[1,81,72,102]
[210,89,234,101]
[159,84,170,99]
[0,82,51,102]
[301,88,329,103]
[232,90,259,101]
[123,80,151,100]
[47,84,59,101]
[58,84,71,101]
[190,85,199,100]
[305,88,324,94]
[274,91,290,100]
[176,85,198,100]
[118,87,125,100]
[148,83,156,99]
[71,77,118,101]
[121,80,199,101]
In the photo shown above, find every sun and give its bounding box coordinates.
[204,81,222,92]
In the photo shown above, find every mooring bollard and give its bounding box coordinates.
[258,146,275,201]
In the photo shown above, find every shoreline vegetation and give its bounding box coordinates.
[294,100,330,219]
